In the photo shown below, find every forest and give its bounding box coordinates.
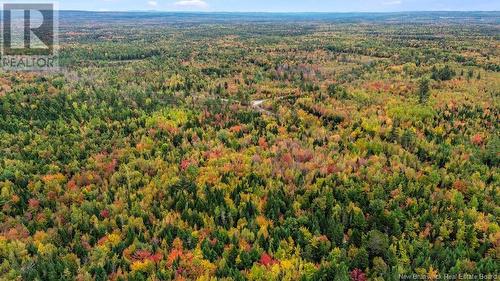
[0,11,499,281]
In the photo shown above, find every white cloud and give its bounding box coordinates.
[173,0,209,10]
[148,0,158,7]
[383,0,402,5]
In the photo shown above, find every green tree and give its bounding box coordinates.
[418,78,430,104]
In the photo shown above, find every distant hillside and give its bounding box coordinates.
[57,11,500,25]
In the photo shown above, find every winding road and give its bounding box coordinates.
[220,94,299,116]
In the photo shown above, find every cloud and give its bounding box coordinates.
[148,0,158,7]
[383,0,402,5]
[173,0,209,10]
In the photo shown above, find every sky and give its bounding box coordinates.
[5,0,500,12]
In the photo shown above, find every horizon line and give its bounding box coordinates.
[49,10,500,13]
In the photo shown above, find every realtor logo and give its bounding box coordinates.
[1,3,58,71]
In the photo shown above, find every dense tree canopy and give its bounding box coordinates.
[0,11,499,281]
